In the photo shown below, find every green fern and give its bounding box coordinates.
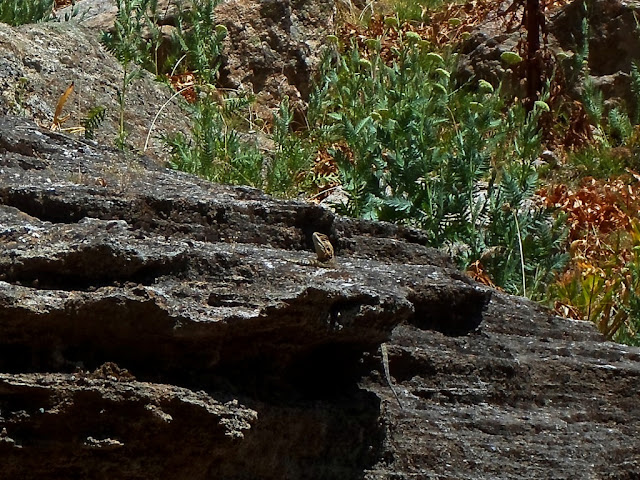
[631,61,640,124]
[101,0,154,148]
[581,76,604,127]
[309,39,567,298]
[607,107,633,145]
[263,97,314,197]
[83,106,107,140]
[163,97,263,187]
[166,0,226,83]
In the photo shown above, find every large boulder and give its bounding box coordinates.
[1,115,639,478]
[548,0,640,106]
[215,0,334,117]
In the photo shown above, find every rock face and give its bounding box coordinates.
[548,0,640,105]
[59,0,335,117]
[1,115,639,479]
[549,0,640,77]
[215,0,334,117]
[0,22,192,159]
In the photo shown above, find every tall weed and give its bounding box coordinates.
[101,0,226,80]
[163,96,263,187]
[265,97,315,197]
[102,0,154,147]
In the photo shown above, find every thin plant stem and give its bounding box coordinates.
[513,208,526,297]
[144,85,194,152]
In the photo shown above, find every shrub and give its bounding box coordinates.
[309,40,568,297]
[163,95,264,187]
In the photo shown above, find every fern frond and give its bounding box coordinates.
[582,76,604,126]
[0,0,53,26]
[607,107,633,144]
[83,106,107,140]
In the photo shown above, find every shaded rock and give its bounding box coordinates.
[0,22,191,159]
[457,29,521,90]
[458,0,640,109]
[1,115,639,478]
[549,0,640,77]
[0,115,486,479]
[0,371,256,479]
[548,0,640,108]
[364,295,640,479]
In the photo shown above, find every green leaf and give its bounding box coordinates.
[500,51,523,65]
[534,100,550,112]
[354,116,372,135]
[385,196,413,213]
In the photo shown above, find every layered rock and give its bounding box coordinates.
[1,115,639,478]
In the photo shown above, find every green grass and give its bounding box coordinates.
[0,0,53,25]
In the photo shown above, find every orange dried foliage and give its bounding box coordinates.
[466,260,502,290]
[313,148,339,176]
[539,98,595,150]
[309,143,350,201]
[339,18,403,63]
[541,173,640,322]
[54,0,74,8]
[541,176,639,242]
[340,0,573,56]
[553,299,583,320]
[50,82,74,131]
[338,4,491,56]
[166,72,198,103]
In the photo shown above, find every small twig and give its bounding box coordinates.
[358,0,374,21]
[170,54,188,77]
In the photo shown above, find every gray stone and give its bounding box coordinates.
[1,115,639,478]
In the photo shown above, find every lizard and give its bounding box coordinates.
[310,232,336,267]
[380,343,404,410]
[309,234,401,409]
